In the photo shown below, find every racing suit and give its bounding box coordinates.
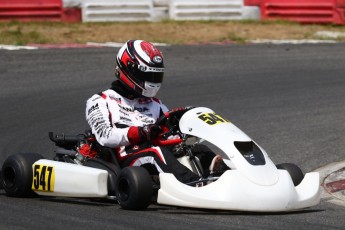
[86,81,215,183]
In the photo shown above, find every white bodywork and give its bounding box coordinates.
[31,107,320,211]
[157,107,320,211]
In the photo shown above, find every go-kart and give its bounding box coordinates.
[0,107,320,211]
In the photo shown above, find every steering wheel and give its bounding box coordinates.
[152,106,194,146]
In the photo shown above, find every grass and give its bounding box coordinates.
[0,25,48,45]
[0,20,344,45]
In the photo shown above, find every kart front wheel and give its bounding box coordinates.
[115,167,153,210]
[1,153,44,197]
[276,163,304,186]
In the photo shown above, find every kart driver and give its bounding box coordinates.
[85,40,229,185]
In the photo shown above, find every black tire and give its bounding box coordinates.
[115,167,153,210]
[1,153,44,197]
[276,163,304,186]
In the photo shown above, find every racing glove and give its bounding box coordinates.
[168,106,195,126]
[127,124,162,145]
[170,106,194,115]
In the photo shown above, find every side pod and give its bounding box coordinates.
[32,160,108,197]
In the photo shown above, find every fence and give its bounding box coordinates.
[82,0,154,22]
[0,0,63,21]
[169,0,258,21]
[1,0,344,24]
[261,0,345,24]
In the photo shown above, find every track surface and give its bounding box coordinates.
[0,44,345,229]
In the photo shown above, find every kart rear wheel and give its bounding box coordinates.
[276,163,304,186]
[115,167,153,210]
[1,153,44,197]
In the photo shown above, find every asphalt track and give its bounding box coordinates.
[0,43,345,229]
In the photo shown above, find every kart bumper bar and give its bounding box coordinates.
[157,170,320,212]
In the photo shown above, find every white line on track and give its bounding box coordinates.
[0,42,170,50]
[0,45,38,50]
[86,42,170,47]
[250,39,338,44]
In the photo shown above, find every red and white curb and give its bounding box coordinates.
[314,160,345,207]
[1,39,340,50]
[0,42,169,50]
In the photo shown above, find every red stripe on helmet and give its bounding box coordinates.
[141,41,163,61]
[119,72,135,89]
[120,49,134,67]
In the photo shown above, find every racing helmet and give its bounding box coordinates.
[115,40,164,98]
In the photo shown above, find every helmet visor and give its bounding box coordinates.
[131,67,164,83]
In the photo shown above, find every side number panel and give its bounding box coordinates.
[32,164,55,192]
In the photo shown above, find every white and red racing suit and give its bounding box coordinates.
[86,88,168,151]
[85,81,215,183]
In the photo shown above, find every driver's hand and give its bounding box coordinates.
[169,106,195,126]
[170,106,194,114]
[128,124,162,145]
[140,124,162,141]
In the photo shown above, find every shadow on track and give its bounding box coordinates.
[0,189,324,214]
[148,203,325,216]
